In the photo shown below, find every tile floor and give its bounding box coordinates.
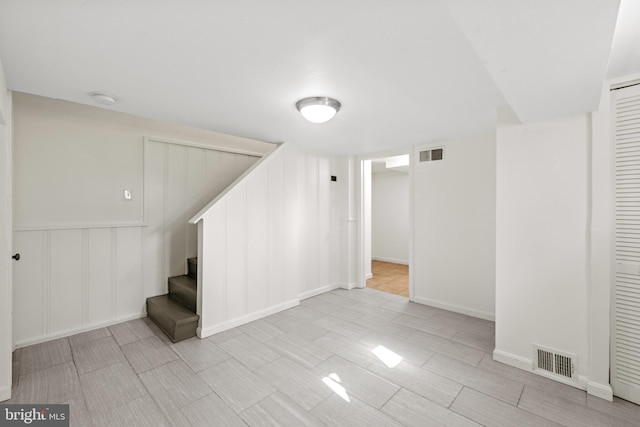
[6,287,640,426]
[367,260,409,297]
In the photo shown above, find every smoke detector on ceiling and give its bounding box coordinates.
[89,91,117,106]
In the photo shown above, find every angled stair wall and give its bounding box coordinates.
[190,143,340,338]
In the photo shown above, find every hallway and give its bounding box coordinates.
[367,260,409,297]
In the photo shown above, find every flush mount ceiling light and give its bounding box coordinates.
[296,96,341,123]
[89,91,117,106]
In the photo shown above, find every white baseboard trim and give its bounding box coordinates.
[0,385,11,402]
[198,298,299,339]
[492,349,532,371]
[587,381,613,401]
[372,257,409,265]
[339,282,360,291]
[14,312,146,349]
[412,296,495,321]
[299,284,341,300]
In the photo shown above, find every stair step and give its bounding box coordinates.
[168,275,197,312]
[188,257,197,280]
[146,295,199,343]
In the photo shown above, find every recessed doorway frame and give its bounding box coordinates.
[357,149,414,301]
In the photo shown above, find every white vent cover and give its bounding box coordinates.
[533,345,577,382]
[419,147,444,162]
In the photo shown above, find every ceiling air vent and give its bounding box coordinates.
[533,345,577,382]
[419,147,444,162]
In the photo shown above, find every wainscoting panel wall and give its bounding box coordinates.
[13,227,145,346]
[193,143,340,337]
[12,138,261,347]
[143,138,260,306]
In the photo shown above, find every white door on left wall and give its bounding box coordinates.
[0,87,13,402]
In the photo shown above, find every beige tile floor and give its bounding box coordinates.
[5,288,640,426]
[367,260,409,297]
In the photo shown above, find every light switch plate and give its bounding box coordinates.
[124,190,132,200]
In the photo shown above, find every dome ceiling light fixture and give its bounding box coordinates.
[89,91,117,106]
[296,96,341,124]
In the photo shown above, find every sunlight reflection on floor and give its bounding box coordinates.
[372,345,403,368]
[322,373,350,402]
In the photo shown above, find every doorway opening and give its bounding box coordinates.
[361,154,411,298]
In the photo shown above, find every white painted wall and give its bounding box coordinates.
[412,134,496,320]
[193,143,341,337]
[372,171,409,264]
[13,93,270,229]
[494,111,591,386]
[340,156,361,289]
[12,93,271,347]
[363,161,372,278]
[0,61,13,401]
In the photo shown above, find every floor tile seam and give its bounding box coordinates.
[448,387,474,415]
[17,341,73,377]
[69,332,113,349]
[514,392,577,427]
[448,386,492,425]
[423,356,525,392]
[138,364,215,420]
[74,349,129,377]
[475,364,557,397]
[13,363,85,406]
[126,354,181,375]
[519,383,620,420]
[263,347,323,370]
[455,381,524,408]
[16,357,74,383]
[375,384,404,412]
[187,387,236,418]
[120,334,164,351]
[318,354,402,392]
[86,393,167,424]
[406,362,467,394]
[408,332,487,363]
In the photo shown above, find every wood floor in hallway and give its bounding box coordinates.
[367,260,409,297]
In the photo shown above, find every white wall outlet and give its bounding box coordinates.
[124,190,132,200]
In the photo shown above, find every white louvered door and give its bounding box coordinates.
[612,83,640,405]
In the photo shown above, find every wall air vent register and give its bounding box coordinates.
[419,147,444,162]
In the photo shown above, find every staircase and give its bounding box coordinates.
[146,257,199,342]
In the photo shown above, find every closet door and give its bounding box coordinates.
[612,82,640,405]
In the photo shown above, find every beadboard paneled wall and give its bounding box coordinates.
[13,141,259,347]
[13,227,144,345]
[12,94,270,347]
[193,143,340,337]
[143,138,260,299]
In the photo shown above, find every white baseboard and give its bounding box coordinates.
[412,296,495,321]
[493,349,532,371]
[0,385,10,402]
[13,312,146,349]
[587,381,613,401]
[339,282,360,291]
[198,298,299,338]
[299,284,340,301]
[372,257,409,265]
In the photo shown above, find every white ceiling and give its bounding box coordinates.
[0,0,634,155]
